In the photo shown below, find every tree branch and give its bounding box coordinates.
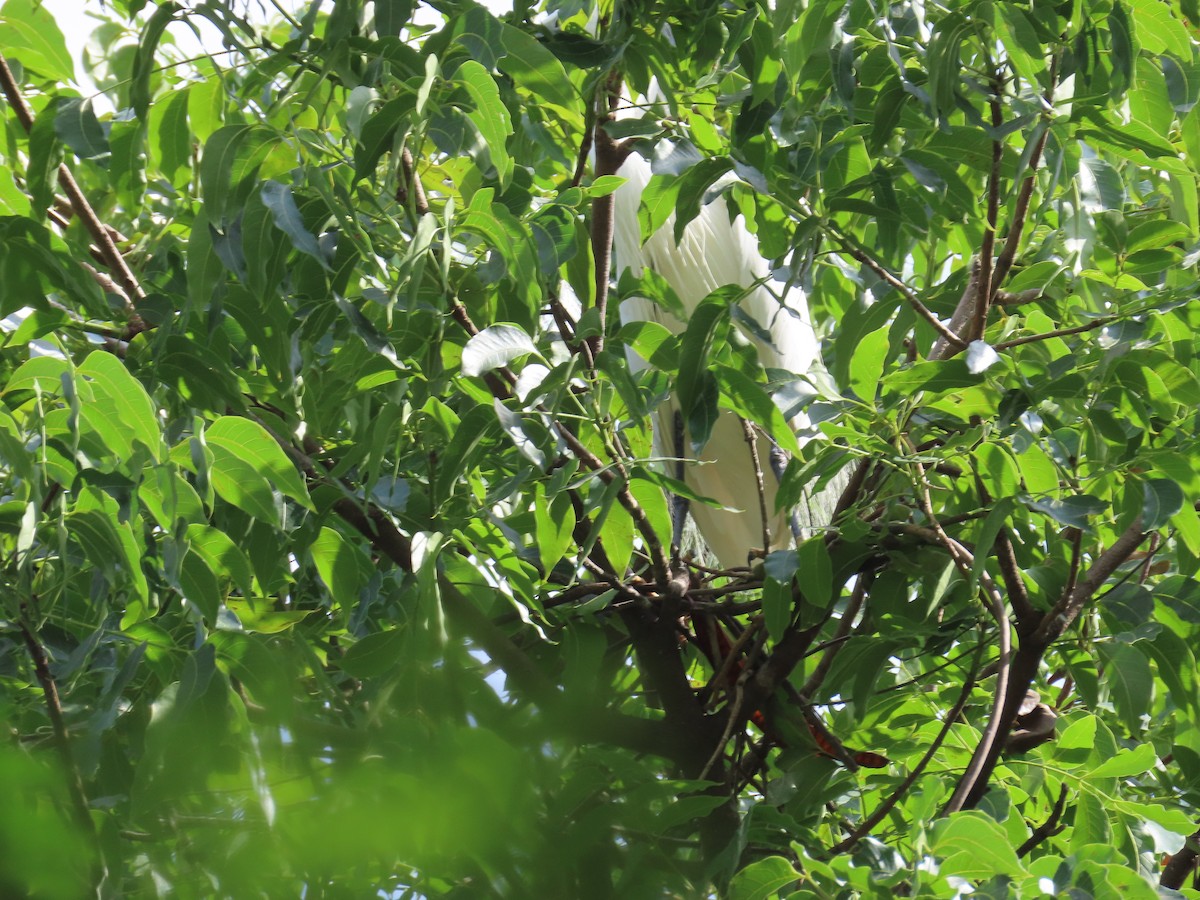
[1033,516,1147,646]
[1161,827,1200,891]
[0,52,147,334]
[829,646,982,854]
[18,605,101,885]
[1016,783,1068,858]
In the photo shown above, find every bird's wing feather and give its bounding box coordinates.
[613,149,840,567]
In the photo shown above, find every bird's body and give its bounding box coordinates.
[613,147,839,568]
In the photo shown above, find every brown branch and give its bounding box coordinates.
[571,101,596,188]
[961,517,1148,808]
[902,450,1011,814]
[18,606,101,884]
[832,457,872,523]
[971,475,1036,627]
[991,54,1058,292]
[1161,827,1200,891]
[554,422,670,584]
[1032,516,1147,646]
[840,243,966,351]
[968,79,1004,344]
[1016,783,1069,857]
[994,315,1117,350]
[742,419,772,558]
[996,529,1037,626]
[399,146,430,217]
[0,52,147,334]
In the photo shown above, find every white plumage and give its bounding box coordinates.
[613,146,838,569]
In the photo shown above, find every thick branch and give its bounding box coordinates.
[1161,827,1200,891]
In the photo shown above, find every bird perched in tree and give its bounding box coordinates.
[613,137,842,569]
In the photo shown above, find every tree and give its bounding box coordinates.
[0,0,1198,895]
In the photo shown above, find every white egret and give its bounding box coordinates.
[613,141,840,569]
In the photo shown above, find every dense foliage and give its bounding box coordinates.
[1,0,1199,895]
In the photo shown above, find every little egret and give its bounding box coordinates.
[613,143,840,569]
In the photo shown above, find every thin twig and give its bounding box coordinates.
[1032,516,1147,645]
[991,54,1059,291]
[18,606,101,884]
[554,422,670,584]
[399,146,430,216]
[829,646,983,854]
[840,244,966,350]
[970,76,1004,343]
[588,69,627,359]
[1016,784,1069,857]
[994,315,1117,350]
[902,449,1011,814]
[800,575,868,697]
[742,419,772,558]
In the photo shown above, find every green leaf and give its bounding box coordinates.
[461,324,536,376]
[932,812,1025,879]
[677,294,733,452]
[498,25,577,111]
[1056,714,1099,751]
[130,1,180,120]
[884,358,982,395]
[762,550,798,640]
[260,180,329,267]
[457,60,513,189]
[311,526,367,606]
[179,548,222,623]
[53,98,108,159]
[354,96,413,179]
[796,536,833,608]
[974,443,1020,499]
[1109,1,1136,98]
[1086,741,1156,779]
[204,416,312,524]
[78,351,162,462]
[1141,478,1183,530]
[534,486,575,571]
[0,0,74,83]
[713,365,801,456]
[1097,644,1153,735]
[1126,0,1191,58]
[200,125,280,223]
[339,628,406,678]
[848,325,888,403]
[1025,495,1109,528]
[727,856,801,900]
[186,524,254,601]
